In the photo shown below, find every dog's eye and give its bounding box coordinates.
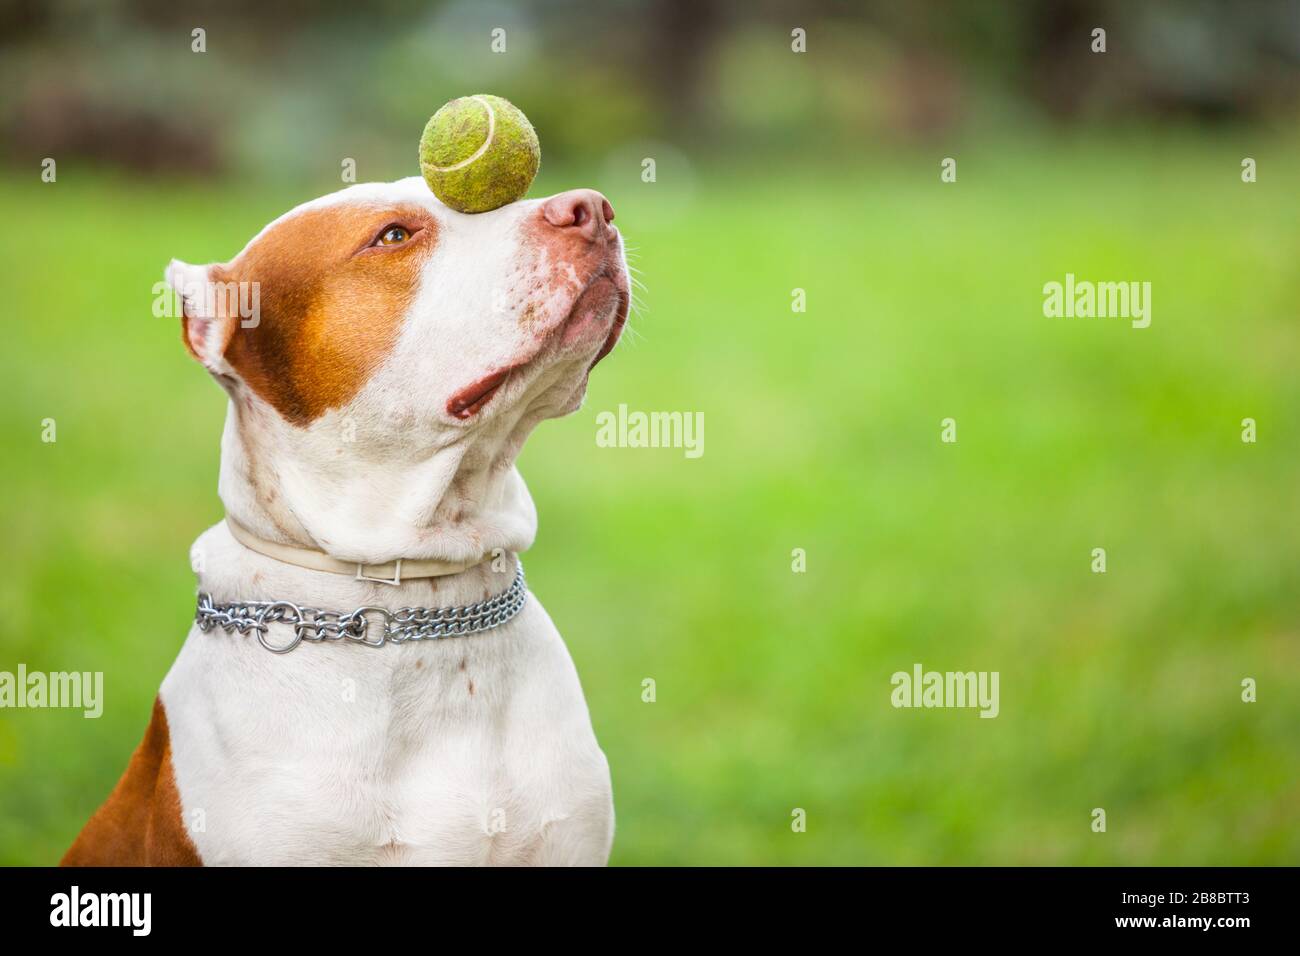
[375,226,411,246]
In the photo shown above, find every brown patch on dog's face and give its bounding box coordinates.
[218,203,439,426]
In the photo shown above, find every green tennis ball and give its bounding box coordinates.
[419,94,540,214]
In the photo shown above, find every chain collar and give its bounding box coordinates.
[195,564,527,654]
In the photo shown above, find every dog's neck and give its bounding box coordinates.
[215,391,541,567]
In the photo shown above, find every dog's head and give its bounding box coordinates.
[168,176,627,429]
[166,177,629,561]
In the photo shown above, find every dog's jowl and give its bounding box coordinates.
[62,180,629,866]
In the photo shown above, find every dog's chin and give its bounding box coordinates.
[447,271,628,422]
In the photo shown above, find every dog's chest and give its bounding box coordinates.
[159,603,613,866]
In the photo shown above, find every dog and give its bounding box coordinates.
[62,177,629,866]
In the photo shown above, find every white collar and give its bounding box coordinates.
[225,517,483,586]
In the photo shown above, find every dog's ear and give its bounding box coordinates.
[165,259,238,370]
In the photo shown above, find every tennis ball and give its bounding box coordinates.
[419,94,540,213]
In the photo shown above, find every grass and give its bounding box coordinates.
[1,132,1297,865]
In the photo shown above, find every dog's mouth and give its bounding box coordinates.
[561,271,628,368]
[447,366,516,420]
[590,276,630,368]
[447,267,629,421]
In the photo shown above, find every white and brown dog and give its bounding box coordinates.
[62,178,629,866]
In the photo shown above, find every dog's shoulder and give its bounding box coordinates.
[61,696,202,866]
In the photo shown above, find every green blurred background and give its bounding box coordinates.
[1,0,1298,865]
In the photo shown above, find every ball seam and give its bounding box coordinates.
[426,95,497,173]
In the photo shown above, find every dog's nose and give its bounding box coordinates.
[542,189,615,242]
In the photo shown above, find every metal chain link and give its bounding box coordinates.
[195,564,527,654]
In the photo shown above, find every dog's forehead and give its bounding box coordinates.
[216,177,452,427]
[241,177,441,253]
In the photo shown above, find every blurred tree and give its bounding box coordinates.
[2,0,1297,176]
